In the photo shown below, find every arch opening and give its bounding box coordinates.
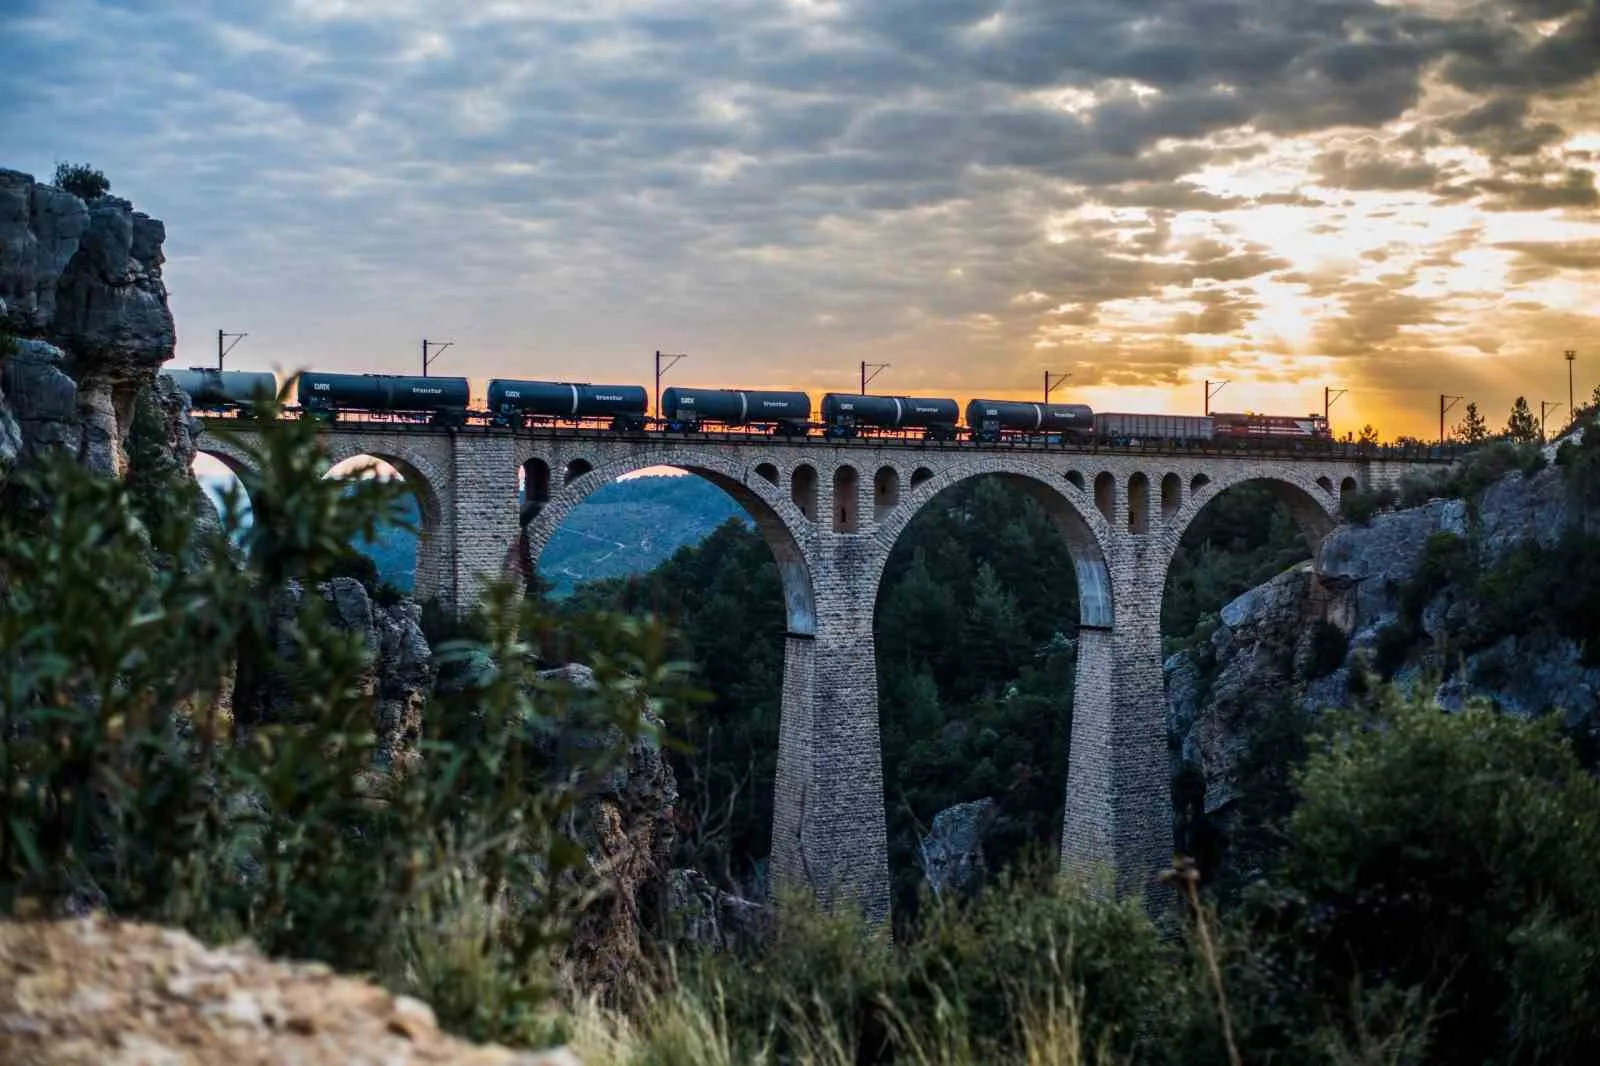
[1340,476,1359,500]
[1316,475,1334,495]
[755,461,778,486]
[834,464,860,533]
[1161,472,1182,519]
[1161,477,1342,884]
[872,469,1111,921]
[792,463,818,522]
[564,457,593,485]
[322,451,438,598]
[874,465,901,522]
[524,460,814,895]
[191,449,254,547]
[519,458,552,523]
[1191,473,1211,493]
[910,466,933,489]
[1094,472,1115,524]
[1128,472,1151,534]
[1066,470,1086,492]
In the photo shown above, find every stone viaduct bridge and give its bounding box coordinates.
[196,418,1435,922]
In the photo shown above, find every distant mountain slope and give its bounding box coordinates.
[199,472,744,598]
[539,475,746,595]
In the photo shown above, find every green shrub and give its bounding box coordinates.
[0,395,694,1046]
[52,161,110,200]
[680,863,1172,1064]
[1257,688,1600,1065]
[1338,484,1397,525]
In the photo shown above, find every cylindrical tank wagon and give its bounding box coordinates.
[661,387,811,435]
[820,393,961,440]
[964,399,1096,442]
[162,368,280,411]
[487,380,649,431]
[297,372,471,426]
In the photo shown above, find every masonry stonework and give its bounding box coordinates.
[196,419,1431,923]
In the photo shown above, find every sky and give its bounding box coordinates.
[3,0,1599,441]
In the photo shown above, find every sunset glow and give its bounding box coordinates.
[4,0,1598,440]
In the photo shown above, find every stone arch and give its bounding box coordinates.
[1127,472,1150,534]
[564,457,593,484]
[521,458,551,522]
[792,463,818,522]
[525,449,818,637]
[872,458,1115,629]
[1317,475,1334,495]
[319,437,449,603]
[1161,472,1182,519]
[756,461,779,486]
[910,465,934,489]
[873,465,900,522]
[1093,472,1116,525]
[1065,469,1086,492]
[1159,467,1342,586]
[193,436,257,481]
[1340,476,1358,499]
[833,463,860,533]
[1191,473,1211,493]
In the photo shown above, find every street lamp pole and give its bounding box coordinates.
[1566,349,1577,421]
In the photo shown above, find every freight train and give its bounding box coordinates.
[160,368,1333,447]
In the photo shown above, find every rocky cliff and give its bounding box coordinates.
[0,167,176,477]
[1170,431,1600,844]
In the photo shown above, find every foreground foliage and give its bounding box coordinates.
[0,393,692,1045]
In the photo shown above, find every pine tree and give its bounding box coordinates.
[1455,401,1488,444]
[1506,396,1540,443]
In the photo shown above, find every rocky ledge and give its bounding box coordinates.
[0,917,577,1066]
[0,167,176,477]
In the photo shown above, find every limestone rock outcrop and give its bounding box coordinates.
[1169,432,1600,833]
[258,577,435,771]
[553,664,681,999]
[665,868,766,951]
[0,916,579,1066]
[0,167,176,477]
[918,798,998,897]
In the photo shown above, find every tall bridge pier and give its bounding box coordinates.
[198,419,1423,922]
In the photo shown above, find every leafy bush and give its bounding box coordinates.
[0,394,693,1045]
[681,863,1172,1064]
[1252,687,1600,1065]
[1337,484,1397,525]
[51,160,110,200]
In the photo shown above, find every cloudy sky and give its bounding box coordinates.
[4,0,1599,438]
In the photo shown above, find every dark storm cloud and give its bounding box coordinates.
[1,0,1596,401]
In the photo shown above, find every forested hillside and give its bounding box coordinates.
[204,471,743,596]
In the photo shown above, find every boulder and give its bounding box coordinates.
[918,798,998,897]
[0,915,578,1065]
[665,868,767,951]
